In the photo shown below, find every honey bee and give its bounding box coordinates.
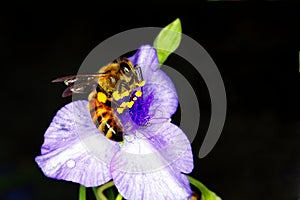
[52,58,145,142]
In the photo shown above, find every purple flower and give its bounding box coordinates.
[35,45,194,200]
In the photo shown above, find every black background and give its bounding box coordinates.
[1,2,300,200]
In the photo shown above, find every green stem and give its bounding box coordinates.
[106,188,115,200]
[188,176,221,200]
[92,187,101,200]
[93,181,115,200]
[115,194,123,200]
[79,185,86,200]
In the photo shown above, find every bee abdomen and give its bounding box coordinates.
[88,92,123,142]
[97,112,123,142]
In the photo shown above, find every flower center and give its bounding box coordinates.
[129,88,154,126]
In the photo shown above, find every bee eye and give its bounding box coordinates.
[120,62,131,73]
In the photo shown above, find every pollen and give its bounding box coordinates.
[120,102,128,108]
[112,91,121,101]
[120,91,129,99]
[113,91,130,101]
[97,92,107,103]
[118,101,134,110]
[117,108,123,114]
[127,101,134,108]
[135,90,142,97]
[136,80,145,87]
[133,97,137,101]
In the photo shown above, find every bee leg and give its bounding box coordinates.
[119,80,130,94]
[112,80,130,100]
[116,99,136,114]
[110,99,120,109]
[134,65,144,83]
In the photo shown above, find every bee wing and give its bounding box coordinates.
[52,74,102,97]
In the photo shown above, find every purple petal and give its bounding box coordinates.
[146,123,194,173]
[128,44,159,74]
[129,45,178,117]
[112,167,191,200]
[110,123,193,199]
[143,80,178,122]
[137,122,194,173]
[113,123,193,173]
[111,156,191,200]
[35,100,119,187]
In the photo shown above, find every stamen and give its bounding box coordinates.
[120,91,129,99]
[147,118,171,124]
[135,90,142,97]
[129,90,154,126]
[127,101,134,108]
[117,107,125,114]
[119,102,128,108]
[112,91,121,101]
[113,90,130,101]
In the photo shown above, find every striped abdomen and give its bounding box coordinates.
[88,91,123,142]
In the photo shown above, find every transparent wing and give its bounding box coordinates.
[52,74,102,97]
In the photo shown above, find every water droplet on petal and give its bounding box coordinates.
[66,159,76,168]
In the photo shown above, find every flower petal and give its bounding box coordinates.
[129,45,178,117]
[116,122,193,173]
[35,100,119,187]
[128,44,159,74]
[111,146,191,200]
[143,80,178,122]
[110,123,193,199]
[146,123,194,173]
[112,165,191,200]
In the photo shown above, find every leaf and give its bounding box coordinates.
[153,18,182,65]
[79,185,86,200]
[188,176,222,200]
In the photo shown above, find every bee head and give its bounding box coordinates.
[120,62,132,74]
